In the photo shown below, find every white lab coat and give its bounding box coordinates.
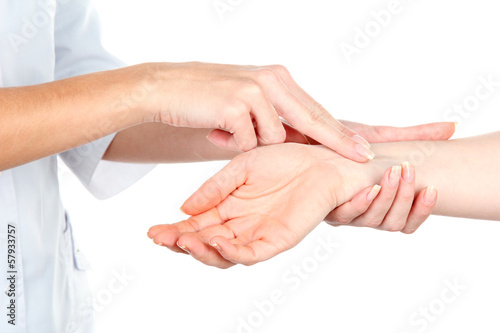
[0,0,155,332]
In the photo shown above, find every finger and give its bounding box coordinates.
[340,121,457,143]
[227,112,258,152]
[349,166,401,228]
[378,162,415,232]
[276,94,374,162]
[264,65,363,140]
[149,207,225,252]
[325,185,381,225]
[207,129,249,151]
[282,123,309,144]
[401,186,438,234]
[209,235,276,266]
[181,156,248,215]
[148,224,187,254]
[248,67,374,162]
[246,89,286,145]
[208,122,304,149]
[186,224,236,244]
[178,233,235,269]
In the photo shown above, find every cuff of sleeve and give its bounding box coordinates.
[59,133,156,200]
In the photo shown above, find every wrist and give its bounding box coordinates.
[306,145,387,206]
[322,145,399,206]
[121,63,169,124]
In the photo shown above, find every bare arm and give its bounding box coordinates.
[101,123,238,163]
[148,132,500,267]
[2,61,400,172]
[102,120,456,163]
[362,131,500,221]
[0,65,149,171]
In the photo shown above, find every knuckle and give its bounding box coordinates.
[269,64,290,77]
[204,180,224,202]
[242,260,257,267]
[384,223,405,232]
[177,234,190,245]
[401,227,417,234]
[259,126,286,145]
[382,218,406,232]
[308,102,331,126]
[352,204,369,216]
[223,100,248,118]
[235,132,258,151]
[184,218,200,232]
[238,79,264,97]
[255,68,280,84]
[273,127,287,143]
[364,217,383,228]
[241,140,258,152]
[219,111,249,133]
[381,190,397,201]
[399,192,415,202]
[336,132,352,147]
[333,216,352,225]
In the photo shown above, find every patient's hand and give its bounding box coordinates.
[325,160,436,234]
[150,144,347,268]
[149,143,434,268]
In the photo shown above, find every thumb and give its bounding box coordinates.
[181,156,248,215]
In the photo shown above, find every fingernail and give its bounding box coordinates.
[423,186,437,205]
[355,144,375,160]
[180,207,188,216]
[352,135,371,148]
[402,161,414,182]
[177,241,190,254]
[389,166,401,187]
[366,185,381,201]
[209,241,221,252]
[454,122,460,129]
[157,242,164,246]
[147,232,153,239]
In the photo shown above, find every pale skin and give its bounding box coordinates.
[147,132,500,269]
[0,62,454,226]
[0,61,454,170]
[1,62,381,171]
[106,120,455,229]
[0,58,459,238]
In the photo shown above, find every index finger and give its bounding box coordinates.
[247,66,374,162]
[276,91,374,162]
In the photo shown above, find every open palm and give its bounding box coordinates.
[148,144,345,268]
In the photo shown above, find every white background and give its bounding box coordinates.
[59,0,500,332]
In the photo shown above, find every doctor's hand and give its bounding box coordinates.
[142,62,375,161]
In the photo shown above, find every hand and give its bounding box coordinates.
[326,162,437,234]
[148,143,404,268]
[148,144,352,268]
[309,120,451,232]
[144,62,375,161]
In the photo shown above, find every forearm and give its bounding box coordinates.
[102,123,238,163]
[0,64,151,171]
[353,132,500,220]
